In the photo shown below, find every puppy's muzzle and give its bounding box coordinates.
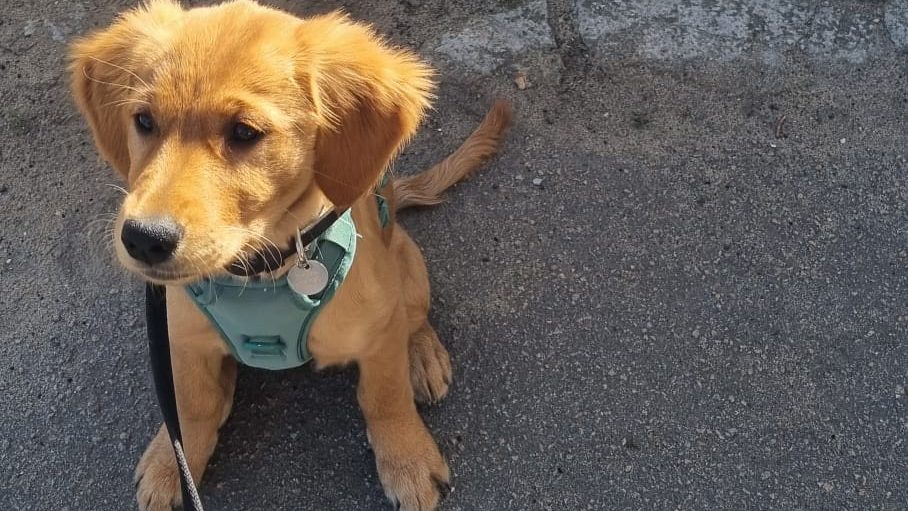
[121,217,183,266]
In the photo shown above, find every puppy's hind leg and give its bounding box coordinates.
[409,323,452,404]
[391,227,453,404]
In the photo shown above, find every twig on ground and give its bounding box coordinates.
[775,115,787,139]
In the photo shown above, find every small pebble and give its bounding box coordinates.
[514,70,529,90]
[532,178,543,186]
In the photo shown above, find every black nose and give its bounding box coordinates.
[120,217,183,265]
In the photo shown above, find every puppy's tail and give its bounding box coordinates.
[394,99,513,211]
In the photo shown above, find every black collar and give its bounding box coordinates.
[225,209,344,276]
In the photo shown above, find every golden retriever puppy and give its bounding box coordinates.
[68,1,511,510]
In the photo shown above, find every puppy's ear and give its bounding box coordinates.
[300,14,434,208]
[68,0,182,178]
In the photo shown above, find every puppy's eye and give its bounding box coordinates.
[134,112,155,134]
[230,122,262,145]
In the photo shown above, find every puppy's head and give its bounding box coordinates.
[70,0,432,283]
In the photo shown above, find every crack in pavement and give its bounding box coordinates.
[546,0,590,87]
[793,1,823,49]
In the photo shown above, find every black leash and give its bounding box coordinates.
[145,283,205,511]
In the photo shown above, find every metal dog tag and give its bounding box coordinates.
[287,260,329,296]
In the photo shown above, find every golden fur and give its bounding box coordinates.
[69,1,511,510]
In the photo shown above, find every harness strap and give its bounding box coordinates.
[226,209,344,277]
[145,284,205,511]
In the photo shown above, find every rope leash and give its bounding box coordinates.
[145,283,205,511]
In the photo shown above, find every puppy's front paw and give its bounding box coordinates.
[134,427,182,511]
[409,325,452,404]
[372,425,450,511]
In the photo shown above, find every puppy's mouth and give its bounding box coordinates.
[115,224,290,284]
[225,243,296,277]
[127,265,200,285]
[123,242,295,285]
[116,208,340,284]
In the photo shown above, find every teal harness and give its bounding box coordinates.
[185,191,390,371]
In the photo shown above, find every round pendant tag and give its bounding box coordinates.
[287,260,329,296]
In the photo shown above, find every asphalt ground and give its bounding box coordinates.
[1,1,907,510]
